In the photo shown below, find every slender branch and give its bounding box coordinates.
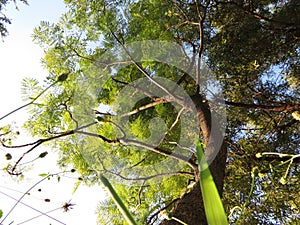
[147,198,180,225]
[255,153,300,163]
[105,169,194,182]
[170,0,189,22]
[225,139,245,156]
[119,138,196,168]
[8,141,43,175]
[71,46,132,69]
[78,129,195,168]
[111,78,191,123]
[128,157,147,169]
[110,31,186,106]
[168,141,195,154]
[75,130,119,144]
[0,79,58,121]
[3,123,96,175]
[223,100,300,112]
[109,121,127,138]
[96,152,194,182]
[277,119,298,131]
[0,131,11,137]
[59,102,79,129]
[236,168,257,225]
[1,139,41,149]
[71,47,95,62]
[134,180,145,210]
[173,44,196,92]
[120,98,167,118]
[167,20,200,31]
[112,77,164,101]
[164,107,185,136]
[95,115,127,138]
[195,0,209,88]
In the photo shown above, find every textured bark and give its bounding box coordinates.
[160,93,227,225]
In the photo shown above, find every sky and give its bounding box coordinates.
[0,1,106,224]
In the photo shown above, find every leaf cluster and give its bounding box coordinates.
[17,0,300,224]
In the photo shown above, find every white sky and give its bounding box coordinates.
[0,1,106,224]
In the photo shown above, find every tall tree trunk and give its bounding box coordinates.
[160,93,228,225]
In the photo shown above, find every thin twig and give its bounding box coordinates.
[110,31,186,105]
[164,107,185,136]
[119,138,196,168]
[104,169,194,182]
[120,99,167,118]
[147,198,180,224]
[3,123,96,175]
[0,81,57,121]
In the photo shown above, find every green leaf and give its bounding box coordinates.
[0,209,3,219]
[100,174,138,225]
[196,140,228,225]
[39,173,49,177]
[72,179,82,194]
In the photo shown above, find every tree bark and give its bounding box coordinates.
[160,93,228,225]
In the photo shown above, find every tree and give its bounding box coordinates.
[1,0,299,224]
[0,0,28,37]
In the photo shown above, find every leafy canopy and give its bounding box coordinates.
[9,0,300,224]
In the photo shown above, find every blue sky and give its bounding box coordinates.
[0,0,67,118]
[0,1,105,224]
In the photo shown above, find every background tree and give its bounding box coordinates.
[0,0,28,37]
[1,0,299,224]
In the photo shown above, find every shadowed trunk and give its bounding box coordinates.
[160,93,228,225]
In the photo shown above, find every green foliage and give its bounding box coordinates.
[98,140,228,225]
[100,175,138,225]
[15,0,300,224]
[97,175,188,224]
[20,78,42,102]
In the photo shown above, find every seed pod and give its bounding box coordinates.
[57,73,69,82]
[5,153,12,160]
[39,151,48,158]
